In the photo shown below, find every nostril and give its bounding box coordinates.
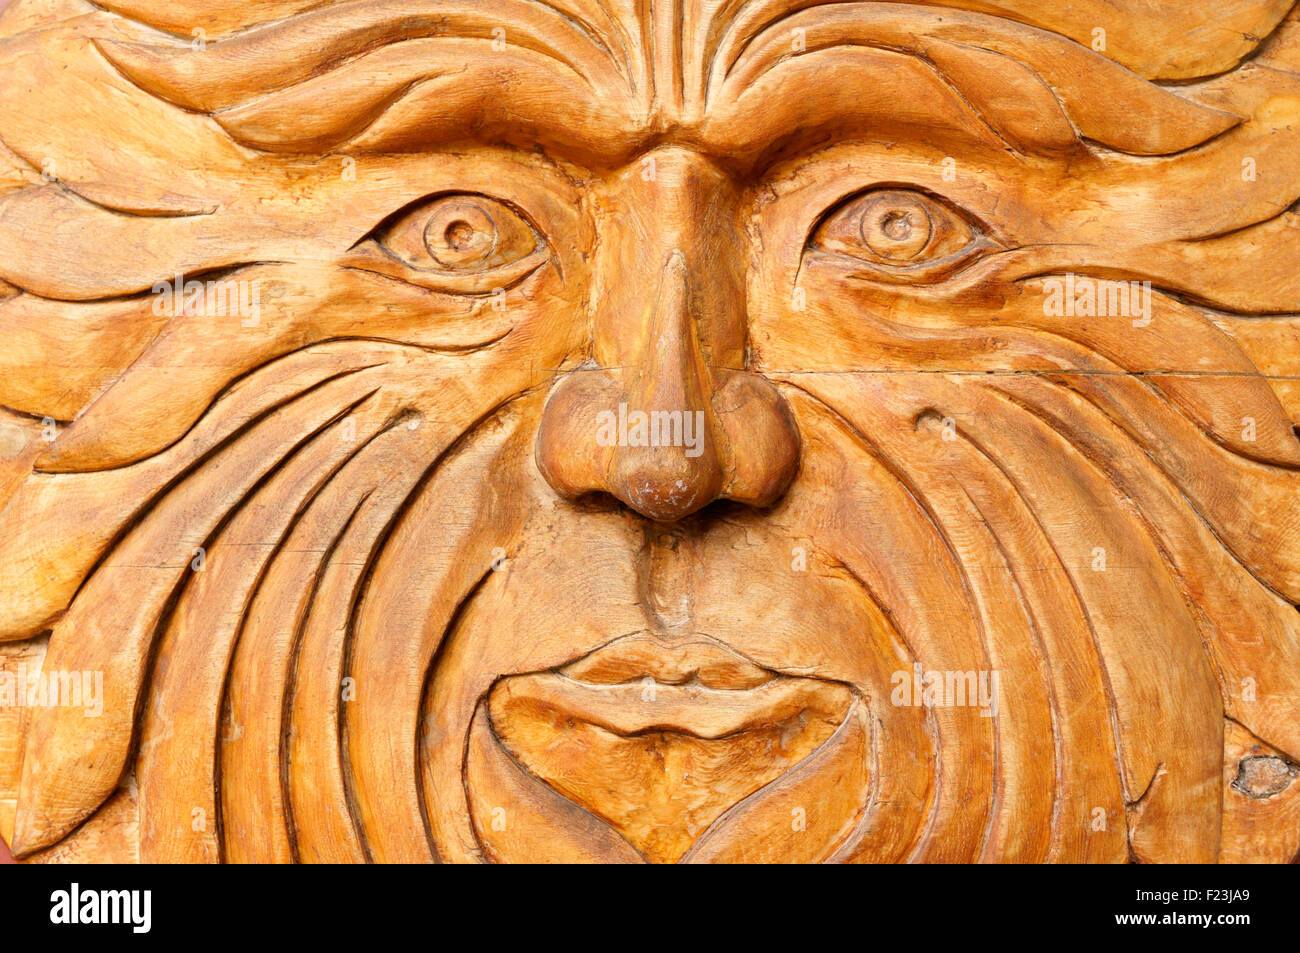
[567,489,749,528]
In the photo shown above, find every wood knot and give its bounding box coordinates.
[1231,755,1298,799]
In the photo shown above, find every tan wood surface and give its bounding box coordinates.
[0,0,1298,863]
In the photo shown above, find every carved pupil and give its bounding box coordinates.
[862,202,932,261]
[882,212,912,241]
[424,201,499,269]
[444,220,477,251]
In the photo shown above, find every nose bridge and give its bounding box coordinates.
[593,147,746,374]
[631,249,712,431]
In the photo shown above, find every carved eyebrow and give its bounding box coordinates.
[96,0,633,93]
[706,4,1244,159]
[95,0,642,155]
[703,0,1294,86]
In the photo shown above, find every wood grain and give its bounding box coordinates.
[0,0,1298,863]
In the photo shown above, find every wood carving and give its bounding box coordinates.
[1,0,1299,864]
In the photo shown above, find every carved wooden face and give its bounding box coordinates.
[2,0,1299,864]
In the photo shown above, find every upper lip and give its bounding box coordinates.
[559,632,773,690]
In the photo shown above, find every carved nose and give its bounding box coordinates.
[603,250,722,520]
[536,250,800,522]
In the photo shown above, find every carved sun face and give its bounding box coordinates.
[1,0,1299,864]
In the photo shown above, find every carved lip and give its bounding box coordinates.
[496,633,850,739]
[561,632,773,689]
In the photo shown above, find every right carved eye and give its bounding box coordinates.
[808,188,992,282]
[381,194,540,274]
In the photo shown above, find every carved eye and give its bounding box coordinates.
[382,195,539,273]
[348,193,548,294]
[809,189,989,280]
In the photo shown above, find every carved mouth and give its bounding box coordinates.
[481,633,858,862]
[498,633,848,738]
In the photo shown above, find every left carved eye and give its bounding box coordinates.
[346,193,548,295]
[808,189,988,279]
[382,194,539,274]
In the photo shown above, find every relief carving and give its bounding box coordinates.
[0,0,1299,863]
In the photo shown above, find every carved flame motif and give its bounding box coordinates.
[0,0,1298,863]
